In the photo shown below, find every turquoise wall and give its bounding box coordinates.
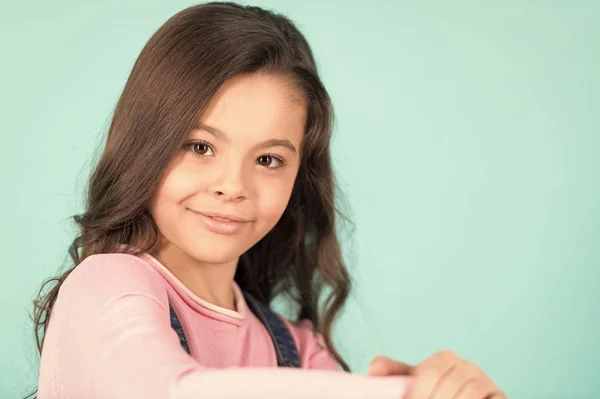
[1,1,598,397]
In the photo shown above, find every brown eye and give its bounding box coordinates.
[184,141,214,156]
[193,143,209,154]
[257,155,284,169]
[257,155,272,166]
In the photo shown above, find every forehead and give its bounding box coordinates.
[198,73,307,143]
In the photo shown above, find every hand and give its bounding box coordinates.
[368,350,506,399]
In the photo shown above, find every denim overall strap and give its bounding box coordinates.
[169,296,301,368]
[169,305,191,355]
[243,292,301,368]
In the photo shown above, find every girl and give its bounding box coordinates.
[32,2,504,399]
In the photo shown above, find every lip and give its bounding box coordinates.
[188,209,251,235]
[192,210,251,223]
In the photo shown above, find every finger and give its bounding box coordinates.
[415,350,461,376]
[368,355,413,376]
[430,362,474,399]
[407,368,440,399]
[409,351,461,399]
[453,377,498,399]
[487,390,507,399]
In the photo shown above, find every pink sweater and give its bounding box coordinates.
[37,252,410,398]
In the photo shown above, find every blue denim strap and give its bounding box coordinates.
[243,292,301,368]
[170,305,191,355]
[169,293,301,368]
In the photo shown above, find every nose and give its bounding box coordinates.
[209,161,247,202]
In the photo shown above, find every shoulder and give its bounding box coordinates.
[281,317,342,371]
[59,252,168,307]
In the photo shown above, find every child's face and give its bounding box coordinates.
[151,73,306,266]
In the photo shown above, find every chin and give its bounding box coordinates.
[183,236,250,265]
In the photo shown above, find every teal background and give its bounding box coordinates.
[1,1,599,398]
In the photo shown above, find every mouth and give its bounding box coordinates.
[188,209,251,235]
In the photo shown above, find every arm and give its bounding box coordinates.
[50,254,410,399]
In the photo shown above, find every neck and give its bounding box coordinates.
[150,242,238,311]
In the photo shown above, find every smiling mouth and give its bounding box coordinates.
[188,209,251,235]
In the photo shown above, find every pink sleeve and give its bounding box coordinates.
[40,254,411,399]
[284,318,343,370]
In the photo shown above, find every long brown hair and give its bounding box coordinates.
[32,0,352,381]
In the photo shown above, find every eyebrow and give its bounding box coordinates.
[195,122,297,153]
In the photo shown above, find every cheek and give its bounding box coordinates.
[255,176,296,224]
[152,162,202,218]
